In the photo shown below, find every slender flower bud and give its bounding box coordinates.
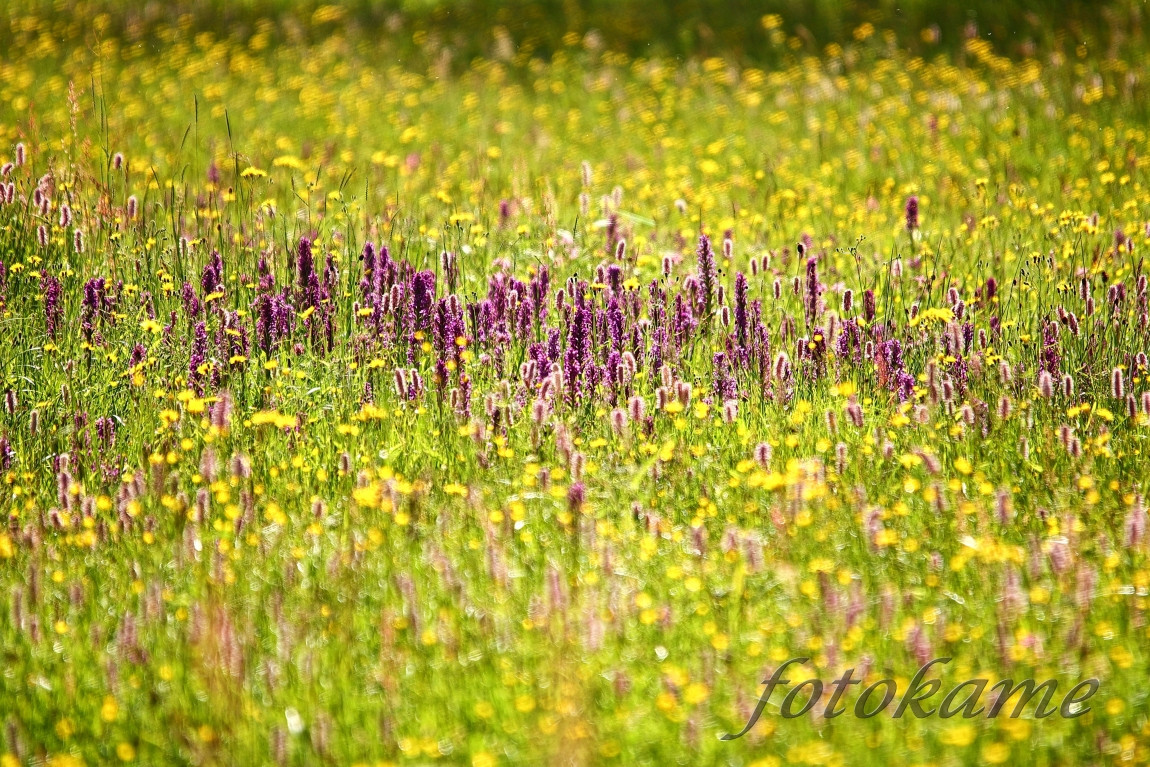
[996,489,1012,524]
[753,442,772,469]
[1125,496,1147,548]
[531,399,547,425]
[846,400,864,427]
[610,408,627,436]
[959,404,974,425]
[905,195,919,231]
[567,482,585,514]
[997,396,1012,420]
[696,234,717,319]
[835,442,848,474]
[655,387,668,410]
[627,396,645,421]
[676,382,692,407]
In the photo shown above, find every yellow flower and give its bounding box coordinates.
[472,752,497,767]
[939,724,976,746]
[55,718,74,739]
[684,682,709,704]
[262,503,288,525]
[980,743,1010,764]
[832,380,856,397]
[909,306,955,326]
[272,155,304,170]
[47,757,84,767]
[251,411,297,429]
[998,718,1030,741]
[353,483,381,508]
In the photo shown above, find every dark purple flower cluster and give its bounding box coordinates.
[295,237,337,352]
[40,272,63,339]
[95,416,116,446]
[17,202,979,429]
[182,282,202,319]
[253,256,295,355]
[804,257,822,326]
[80,277,116,344]
[201,250,225,297]
[712,352,737,403]
[905,195,919,231]
[696,234,717,320]
[1040,319,1061,377]
[189,321,209,394]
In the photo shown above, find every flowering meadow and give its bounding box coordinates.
[1,1,1150,764]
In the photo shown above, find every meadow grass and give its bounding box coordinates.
[0,2,1149,765]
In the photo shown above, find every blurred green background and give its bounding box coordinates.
[2,0,1145,64]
